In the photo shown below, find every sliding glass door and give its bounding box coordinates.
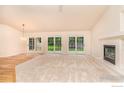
[48,37,54,51]
[69,37,75,51]
[69,36,84,53]
[35,37,42,52]
[77,37,84,51]
[29,37,35,51]
[48,36,62,53]
[55,37,61,51]
[28,37,42,53]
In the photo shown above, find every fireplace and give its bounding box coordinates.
[104,45,116,65]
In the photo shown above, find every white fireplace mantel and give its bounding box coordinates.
[99,32,124,40]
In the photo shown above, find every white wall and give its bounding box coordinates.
[91,6,120,59]
[0,6,3,23]
[26,31,91,55]
[120,13,124,32]
[0,24,23,57]
[120,12,124,34]
[122,39,124,68]
[91,6,124,74]
[120,6,124,32]
[120,39,124,69]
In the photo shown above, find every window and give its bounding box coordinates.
[48,37,54,51]
[69,36,84,52]
[77,37,84,51]
[55,37,61,51]
[29,37,34,50]
[29,37,42,52]
[69,37,75,51]
[35,37,42,51]
[48,37,62,52]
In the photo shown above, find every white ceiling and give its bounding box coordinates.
[0,5,108,32]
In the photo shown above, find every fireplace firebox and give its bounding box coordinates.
[104,45,116,65]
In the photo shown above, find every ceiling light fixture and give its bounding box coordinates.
[21,24,26,41]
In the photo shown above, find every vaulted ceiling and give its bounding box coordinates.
[0,5,108,32]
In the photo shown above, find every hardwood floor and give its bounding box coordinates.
[16,54,124,82]
[0,54,36,82]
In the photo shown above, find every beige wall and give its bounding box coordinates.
[0,24,23,57]
[26,31,91,55]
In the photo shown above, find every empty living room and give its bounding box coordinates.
[0,4,124,85]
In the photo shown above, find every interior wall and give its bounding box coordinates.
[91,6,124,74]
[91,6,120,59]
[120,12,124,32]
[120,39,124,69]
[0,24,23,57]
[26,31,91,55]
[0,6,3,24]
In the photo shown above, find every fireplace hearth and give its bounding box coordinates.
[104,45,116,65]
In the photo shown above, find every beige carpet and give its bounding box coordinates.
[16,54,124,82]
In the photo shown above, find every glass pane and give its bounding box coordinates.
[69,37,75,51]
[29,38,34,50]
[48,37,54,51]
[55,37,61,51]
[105,47,115,60]
[77,37,84,51]
[36,37,41,51]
